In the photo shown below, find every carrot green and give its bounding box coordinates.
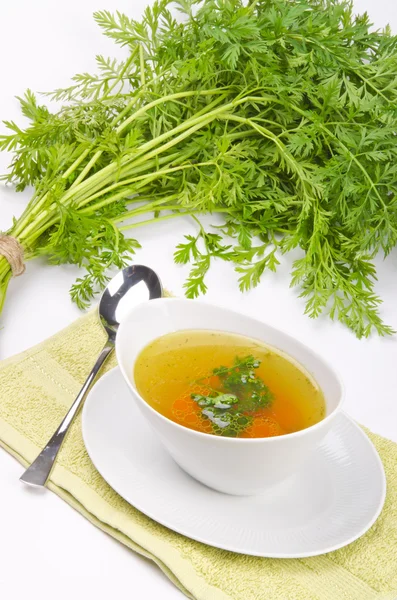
[192,355,273,437]
[1,0,397,337]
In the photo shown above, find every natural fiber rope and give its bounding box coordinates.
[0,235,25,277]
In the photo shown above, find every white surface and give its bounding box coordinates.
[0,0,396,598]
[116,298,344,495]
[83,366,386,557]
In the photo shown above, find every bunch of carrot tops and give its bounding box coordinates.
[1,0,397,337]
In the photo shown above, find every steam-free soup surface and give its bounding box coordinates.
[134,330,325,438]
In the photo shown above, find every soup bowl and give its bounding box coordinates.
[116,298,343,496]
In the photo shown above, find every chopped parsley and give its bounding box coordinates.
[191,355,273,437]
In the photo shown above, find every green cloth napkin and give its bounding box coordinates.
[0,310,396,600]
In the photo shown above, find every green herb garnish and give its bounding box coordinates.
[192,355,273,436]
[213,355,273,410]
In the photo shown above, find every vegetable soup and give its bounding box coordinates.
[134,330,325,438]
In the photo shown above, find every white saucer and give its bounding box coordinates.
[82,367,386,558]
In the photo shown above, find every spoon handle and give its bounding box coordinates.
[20,339,114,488]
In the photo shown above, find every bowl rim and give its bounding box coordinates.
[116,297,345,444]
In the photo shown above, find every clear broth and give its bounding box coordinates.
[134,330,326,438]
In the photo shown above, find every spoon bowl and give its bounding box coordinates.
[100,265,163,340]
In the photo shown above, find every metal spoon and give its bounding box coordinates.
[20,264,162,488]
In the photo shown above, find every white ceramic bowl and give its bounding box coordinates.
[116,298,343,495]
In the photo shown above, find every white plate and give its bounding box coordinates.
[82,367,386,558]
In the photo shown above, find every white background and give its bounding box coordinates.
[0,1,396,598]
